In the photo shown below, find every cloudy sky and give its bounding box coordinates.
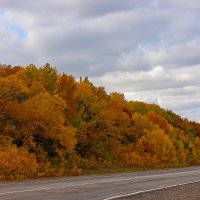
[1,0,200,122]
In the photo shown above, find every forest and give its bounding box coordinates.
[0,64,200,180]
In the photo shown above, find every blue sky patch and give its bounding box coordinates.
[0,10,4,16]
[9,24,28,39]
[0,10,27,39]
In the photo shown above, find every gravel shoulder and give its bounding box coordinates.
[118,182,200,200]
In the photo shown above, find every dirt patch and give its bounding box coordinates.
[118,182,200,200]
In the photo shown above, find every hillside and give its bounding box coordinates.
[0,64,200,180]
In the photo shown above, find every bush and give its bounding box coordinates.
[0,146,38,180]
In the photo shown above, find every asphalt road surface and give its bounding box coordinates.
[0,166,200,200]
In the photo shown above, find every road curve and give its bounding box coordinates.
[0,166,200,200]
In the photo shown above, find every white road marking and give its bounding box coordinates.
[102,180,200,200]
[0,169,200,195]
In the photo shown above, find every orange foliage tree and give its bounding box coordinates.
[1,64,200,180]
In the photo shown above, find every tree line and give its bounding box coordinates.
[0,64,200,180]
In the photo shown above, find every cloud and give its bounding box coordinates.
[91,65,200,121]
[0,0,200,121]
[0,0,169,75]
[93,65,199,91]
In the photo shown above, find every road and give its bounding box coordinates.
[0,167,200,200]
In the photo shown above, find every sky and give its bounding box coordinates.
[0,0,200,122]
